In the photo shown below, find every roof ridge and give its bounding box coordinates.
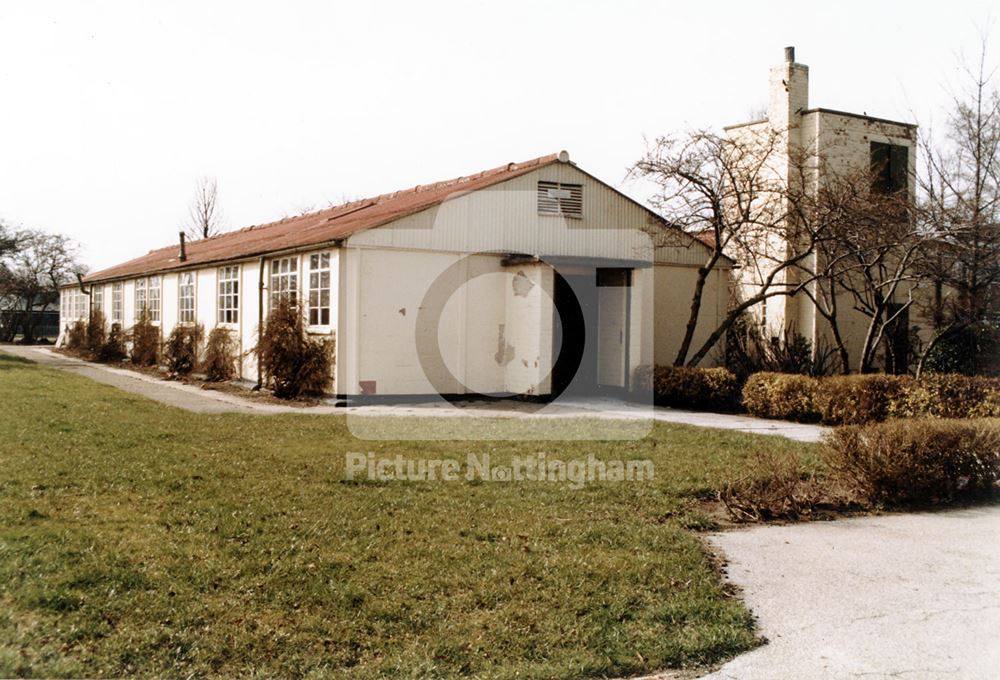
[190,152,561,244]
[83,152,564,283]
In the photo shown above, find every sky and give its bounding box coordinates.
[0,0,996,271]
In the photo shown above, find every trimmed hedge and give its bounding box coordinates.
[743,372,1000,424]
[826,418,1000,506]
[741,372,820,422]
[634,366,740,411]
[894,374,1000,419]
[813,374,911,425]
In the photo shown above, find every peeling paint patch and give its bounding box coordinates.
[398,307,406,316]
[512,270,534,297]
[495,324,515,366]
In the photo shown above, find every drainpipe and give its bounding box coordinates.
[75,272,92,315]
[255,256,265,390]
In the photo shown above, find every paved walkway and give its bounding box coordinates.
[1,345,309,414]
[702,506,1000,679]
[1,346,827,441]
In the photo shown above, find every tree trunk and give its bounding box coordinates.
[673,263,714,367]
[829,322,851,375]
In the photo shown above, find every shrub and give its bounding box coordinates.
[203,326,239,382]
[826,419,1000,506]
[719,449,820,522]
[741,372,820,421]
[85,310,107,356]
[743,372,1000,424]
[726,317,836,379]
[813,374,911,425]
[256,298,334,398]
[163,324,204,376]
[65,320,87,353]
[644,366,740,411]
[130,309,159,367]
[892,373,1000,419]
[96,323,128,363]
[925,322,1000,377]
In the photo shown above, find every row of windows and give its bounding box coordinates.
[76,253,334,329]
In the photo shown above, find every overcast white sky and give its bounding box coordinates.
[0,1,995,271]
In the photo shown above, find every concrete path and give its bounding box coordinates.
[703,507,1000,679]
[0,345,321,415]
[1,346,827,441]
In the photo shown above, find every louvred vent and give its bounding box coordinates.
[537,181,583,217]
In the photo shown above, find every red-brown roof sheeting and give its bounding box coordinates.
[83,153,561,283]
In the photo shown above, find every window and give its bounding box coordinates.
[307,253,331,326]
[270,256,298,308]
[61,290,80,321]
[148,276,161,322]
[537,181,583,218]
[218,265,240,324]
[133,277,160,321]
[134,278,147,320]
[870,142,909,195]
[178,272,196,323]
[74,289,85,319]
[112,282,123,322]
[92,285,104,317]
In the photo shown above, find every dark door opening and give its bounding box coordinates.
[551,268,632,397]
[885,303,910,375]
[552,271,598,396]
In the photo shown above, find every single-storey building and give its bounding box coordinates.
[61,152,730,398]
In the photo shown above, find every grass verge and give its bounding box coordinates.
[0,351,816,678]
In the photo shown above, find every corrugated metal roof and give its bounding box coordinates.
[83,153,562,283]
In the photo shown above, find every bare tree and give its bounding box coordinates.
[0,229,84,342]
[0,222,16,258]
[184,176,224,240]
[825,179,926,373]
[633,128,838,367]
[916,35,1000,375]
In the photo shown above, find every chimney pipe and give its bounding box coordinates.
[784,46,795,63]
[178,232,187,262]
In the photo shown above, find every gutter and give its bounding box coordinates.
[81,238,345,287]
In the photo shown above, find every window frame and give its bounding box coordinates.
[870,141,909,196]
[178,271,197,324]
[269,256,299,310]
[307,252,332,328]
[218,264,240,325]
[111,282,123,323]
[148,276,161,323]
[134,277,148,321]
[91,285,104,318]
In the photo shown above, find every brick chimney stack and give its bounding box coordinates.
[768,45,809,131]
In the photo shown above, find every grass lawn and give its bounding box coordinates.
[0,352,816,679]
